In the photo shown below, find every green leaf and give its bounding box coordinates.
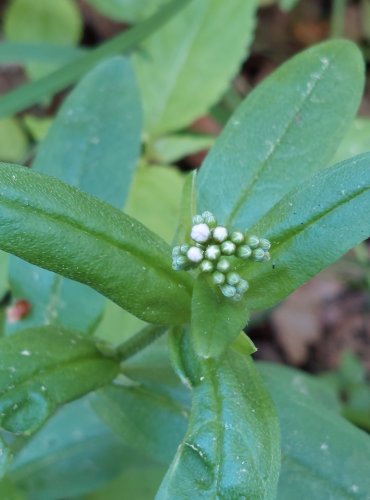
[148,134,214,165]
[22,115,52,143]
[196,40,365,229]
[0,118,28,163]
[259,363,370,499]
[0,327,119,434]
[4,0,82,80]
[9,398,142,499]
[190,273,249,359]
[0,163,192,325]
[333,117,370,163]
[93,384,188,464]
[238,153,370,312]
[86,0,166,23]
[278,0,300,11]
[0,0,194,119]
[173,170,197,245]
[158,339,280,499]
[0,435,13,479]
[6,57,142,334]
[125,165,185,244]
[133,0,257,135]
[0,42,86,65]
[0,479,23,500]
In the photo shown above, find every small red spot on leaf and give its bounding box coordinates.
[6,300,32,323]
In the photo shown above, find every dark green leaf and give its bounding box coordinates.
[0,0,194,118]
[0,435,12,478]
[0,42,86,65]
[9,398,142,499]
[0,326,119,434]
[196,40,364,229]
[0,164,192,325]
[0,479,23,500]
[158,338,280,499]
[191,273,250,359]
[238,153,370,312]
[7,56,142,334]
[134,0,257,135]
[259,363,370,499]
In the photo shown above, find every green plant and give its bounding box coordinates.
[0,13,370,500]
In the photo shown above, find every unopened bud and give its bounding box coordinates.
[187,246,204,263]
[205,245,221,261]
[237,245,252,259]
[213,226,228,243]
[231,231,244,244]
[221,241,236,255]
[191,223,211,243]
[247,235,260,249]
[200,260,214,273]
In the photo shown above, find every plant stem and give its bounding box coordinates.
[116,324,167,361]
[330,0,347,38]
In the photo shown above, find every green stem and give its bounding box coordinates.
[330,0,347,38]
[116,324,167,361]
[0,0,194,118]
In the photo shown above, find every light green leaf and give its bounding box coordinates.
[173,170,197,245]
[0,0,194,119]
[9,398,142,499]
[0,118,28,163]
[0,479,23,500]
[86,0,166,22]
[333,117,370,163]
[196,40,365,229]
[93,384,188,464]
[148,134,214,164]
[125,165,185,244]
[4,0,82,79]
[238,153,370,312]
[22,115,52,143]
[191,273,249,359]
[134,0,257,135]
[259,363,370,499]
[0,327,119,434]
[7,57,142,335]
[0,164,192,325]
[158,338,280,499]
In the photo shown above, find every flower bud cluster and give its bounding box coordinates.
[172,211,271,301]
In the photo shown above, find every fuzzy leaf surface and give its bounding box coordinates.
[0,164,192,325]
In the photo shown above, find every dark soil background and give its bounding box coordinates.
[0,0,369,379]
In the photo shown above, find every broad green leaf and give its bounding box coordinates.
[0,327,118,434]
[4,0,82,80]
[134,0,257,135]
[125,165,185,244]
[0,118,28,162]
[259,363,370,499]
[10,398,142,499]
[0,251,9,299]
[237,153,370,312]
[93,384,188,464]
[0,164,192,325]
[333,118,370,163]
[7,57,142,334]
[0,435,12,478]
[87,463,166,500]
[158,340,280,499]
[191,273,250,359]
[196,40,364,229]
[86,0,166,22]
[22,115,52,143]
[148,134,214,165]
[0,42,86,65]
[0,479,23,500]
[0,0,194,119]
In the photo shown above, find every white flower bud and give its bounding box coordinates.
[247,235,260,249]
[180,244,190,255]
[236,279,249,294]
[220,284,236,298]
[217,259,230,273]
[212,271,225,285]
[252,248,265,261]
[192,214,204,225]
[202,211,217,228]
[259,238,271,250]
[221,241,236,255]
[205,245,221,261]
[263,251,271,262]
[172,246,181,258]
[191,223,211,243]
[187,246,204,263]
[237,245,252,259]
[200,260,214,273]
[231,231,244,244]
[213,226,228,243]
[226,272,240,285]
